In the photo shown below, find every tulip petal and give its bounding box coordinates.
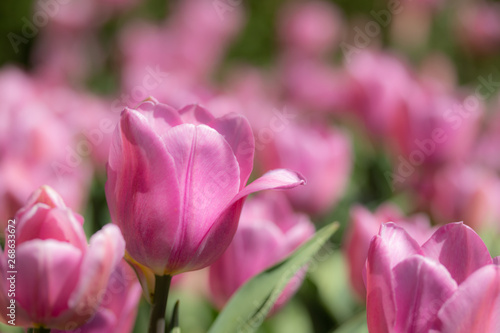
[135,100,183,133]
[181,169,306,273]
[179,105,255,188]
[13,240,82,327]
[209,221,285,308]
[20,185,66,211]
[16,207,87,252]
[178,104,216,125]
[393,255,457,333]
[421,222,492,284]
[207,113,255,189]
[232,169,306,204]
[162,124,241,273]
[437,265,500,333]
[366,223,421,333]
[106,108,181,273]
[63,224,125,327]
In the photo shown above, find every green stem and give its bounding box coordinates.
[148,274,172,333]
[27,327,51,333]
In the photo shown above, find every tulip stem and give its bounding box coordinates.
[148,274,173,333]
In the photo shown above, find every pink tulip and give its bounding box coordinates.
[474,104,500,172]
[343,204,433,299]
[366,222,499,332]
[53,260,142,333]
[105,98,306,282]
[258,121,351,215]
[277,0,343,57]
[456,3,500,55]
[208,192,315,311]
[346,51,418,139]
[280,58,355,114]
[0,186,125,330]
[416,164,500,231]
[119,0,243,109]
[0,67,94,237]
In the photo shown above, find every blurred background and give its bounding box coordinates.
[2,0,500,332]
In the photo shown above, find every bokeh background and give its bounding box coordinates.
[2,0,500,332]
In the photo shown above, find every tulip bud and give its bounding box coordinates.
[0,185,125,330]
[105,98,306,283]
[365,222,498,332]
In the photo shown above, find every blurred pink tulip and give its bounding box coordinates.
[0,186,125,330]
[278,1,343,57]
[53,260,142,333]
[105,98,306,282]
[119,0,243,108]
[366,222,499,332]
[346,51,418,139]
[209,192,315,311]
[259,122,351,215]
[0,67,94,236]
[417,164,500,231]
[347,51,482,186]
[388,88,482,170]
[280,58,355,114]
[456,3,500,55]
[343,204,433,299]
[34,0,141,31]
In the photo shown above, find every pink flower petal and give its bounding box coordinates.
[209,221,285,309]
[178,104,215,125]
[366,223,422,333]
[14,240,82,327]
[181,169,306,273]
[16,207,87,251]
[162,123,241,273]
[207,113,255,188]
[393,255,457,333]
[63,225,125,327]
[135,99,183,134]
[106,108,181,274]
[437,265,500,333]
[421,222,492,284]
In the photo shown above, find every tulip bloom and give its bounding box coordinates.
[366,222,500,332]
[53,260,142,333]
[209,192,314,311]
[0,186,125,330]
[277,0,343,57]
[417,164,500,231]
[258,121,351,215]
[343,204,433,299]
[105,98,306,283]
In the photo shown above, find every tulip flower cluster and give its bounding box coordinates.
[3,0,500,331]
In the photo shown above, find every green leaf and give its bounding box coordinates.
[309,252,359,322]
[332,311,368,333]
[208,222,339,333]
